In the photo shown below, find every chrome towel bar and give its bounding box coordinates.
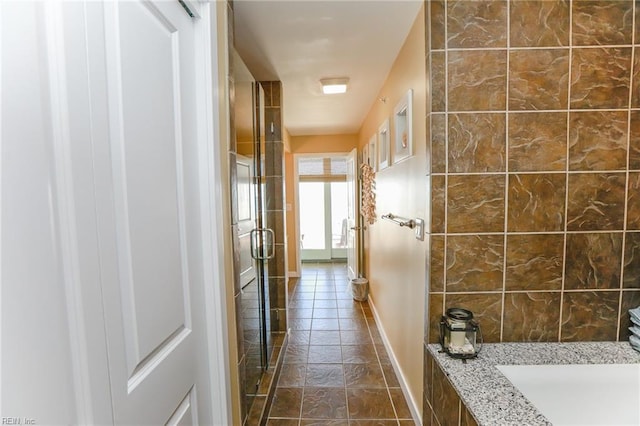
[381,213,425,241]
[381,213,415,228]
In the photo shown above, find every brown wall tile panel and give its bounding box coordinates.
[266,210,285,244]
[447,175,505,233]
[627,172,640,230]
[448,113,506,173]
[636,3,640,46]
[270,81,281,108]
[265,107,282,142]
[446,235,504,292]
[448,50,507,111]
[265,176,284,211]
[570,47,631,109]
[426,1,640,364]
[623,232,640,288]
[445,293,503,343]
[431,114,447,173]
[569,111,628,171]
[505,234,564,291]
[432,176,446,233]
[266,141,284,177]
[567,173,626,231]
[508,112,567,172]
[432,361,461,426]
[509,0,569,47]
[572,0,633,46]
[428,293,444,344]
[565,233,623,290]
[632,47,640,108]
[430,0,446,50]
[431,52,446,113]
[460,402,479,426]
[561,291,620,341]
[507,173,566,232]
[430,236,445,292]
[509,49,569,110]
[423,401,434,426]
[424,346,433,404]
[503,292,561,342]
[629,111,640,170]
[447,0,507,48]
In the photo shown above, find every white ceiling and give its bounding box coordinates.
[233,0,423,136]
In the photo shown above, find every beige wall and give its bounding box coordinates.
[291,134,357,154]
[357,6,426,415]
[284,134,358,275]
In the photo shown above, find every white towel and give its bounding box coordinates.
[629,306,640,325]
[630,334,640,352]
[629,326,640,339]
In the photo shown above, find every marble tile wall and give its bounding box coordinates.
[426,0,640,350]
[423,349,478,426]
[261,81,289,333]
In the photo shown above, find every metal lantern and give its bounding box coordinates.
[439,308,482,359]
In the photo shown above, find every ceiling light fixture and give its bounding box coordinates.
[321,78,349,94]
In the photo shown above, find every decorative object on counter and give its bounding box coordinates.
[629,306,640,353]
[439,307,482,360]
[360,163,376,225]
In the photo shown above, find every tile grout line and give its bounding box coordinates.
[558,0,575,343]
[500,0,512,343]
[618,0,636,342]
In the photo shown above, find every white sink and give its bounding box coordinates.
[497,364,640,426]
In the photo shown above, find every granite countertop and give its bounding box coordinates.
[427,342,640,426]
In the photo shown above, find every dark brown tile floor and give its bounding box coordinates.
[267,262,415,426]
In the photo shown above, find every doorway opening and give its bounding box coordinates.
[296,155,349,262]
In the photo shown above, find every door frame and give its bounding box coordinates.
[293,152,349,271]
[39,1,232,424]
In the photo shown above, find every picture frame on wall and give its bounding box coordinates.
[393,89,413,164]
[378,118,390,170]
[362,143,369,167]
[368,133,377,172]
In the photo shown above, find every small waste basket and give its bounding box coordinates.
[351,278,369,302]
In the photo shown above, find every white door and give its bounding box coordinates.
[2,1,228,424]
[237,156,257,288]
[89,1,206,424]
[346,148,359,280]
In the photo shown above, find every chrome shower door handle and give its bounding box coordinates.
[250,228,275,260]
[250,228,260,260]
[264,228,275,260]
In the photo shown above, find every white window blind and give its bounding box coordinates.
[298,157,347,182]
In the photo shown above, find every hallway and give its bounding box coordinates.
[267,263,414,425]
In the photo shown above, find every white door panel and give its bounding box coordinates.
[236,157,256,287]
[1,3,78,422]
[166,389,196,426]
[98,1,199,424]
[106,0,190,375]
[2,1,225,424]
[346,149,358,280]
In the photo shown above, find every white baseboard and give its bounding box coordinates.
[368,296,422,425]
